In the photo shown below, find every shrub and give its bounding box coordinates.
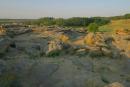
[88,23,99,33]
[46,50,60,57]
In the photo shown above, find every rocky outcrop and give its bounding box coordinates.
[84,33,95,46]
[25,44,42,58]
[46,40,63,57]
[23,63,59,87]
[0,28,130,87]
[84,33,105,46]
[47,41,63,53]
[0,58,59,87]
[46,40,72,56]
[6,28,32,37]
[113,35,130,58]
[0,60,6,75]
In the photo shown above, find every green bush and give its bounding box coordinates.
[46,50,60,57]
[88,23,99,33]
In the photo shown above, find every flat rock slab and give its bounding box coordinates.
[22,63,59,87]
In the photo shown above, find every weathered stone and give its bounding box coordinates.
[23,63,59,87]
[104,82,124,87]
[102,47,112,57]
[89,49,103,57]
[0,37,12,55]
[85,77,105,87]
[0,60,6,75]
[75,48,88,56]
[47,40,63,53]
[104,37,114,44]
[6,28,32,36]
[46,40,72,56]
[84,33,105,47]
[25,44,42,57]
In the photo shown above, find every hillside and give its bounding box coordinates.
[99,19,130,32]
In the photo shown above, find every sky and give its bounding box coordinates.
[0,0,130,19]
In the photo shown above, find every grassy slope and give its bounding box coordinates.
[99,19,130,32]
[64,19,130,33]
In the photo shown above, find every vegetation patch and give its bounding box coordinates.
[46,50,61,57]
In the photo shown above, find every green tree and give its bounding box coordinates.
[88,23,99,33]
[93,17,110,26]
[38,17,55,26]
[55,18,65,26]
[124,14,130,19]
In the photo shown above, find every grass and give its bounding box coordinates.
[65,19,130,33]
[98,26,113,32]
[46,50,61,57]
[64,19,130,33]
[98,19,130,32]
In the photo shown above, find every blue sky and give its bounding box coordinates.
[0,0,130,19]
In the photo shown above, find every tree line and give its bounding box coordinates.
[26,13,130,27]
[27,17,110,27]
[109,14,130,20]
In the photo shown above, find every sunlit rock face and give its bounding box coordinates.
[0,25,130,87]
[0,27,6,36]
